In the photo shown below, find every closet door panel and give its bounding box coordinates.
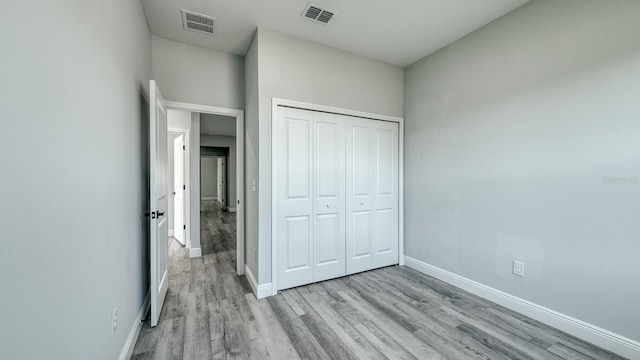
[277,107,314,289]
[346,119,375,274]
[371,121,399,268]
[313,112,346,282]
[346,118,399,274]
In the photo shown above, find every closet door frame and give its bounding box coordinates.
[271,98,404,296]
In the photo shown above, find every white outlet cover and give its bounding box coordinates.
[513,260,525,277]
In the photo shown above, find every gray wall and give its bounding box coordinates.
[244,32,260,279]
[200,157,219,199]
[0,0,151,359]
[201,135,237,208]
[254,28,405,284]
[404,0,640,341]
[151,35,245,110]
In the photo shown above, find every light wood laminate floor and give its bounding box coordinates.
[131,222,625,359]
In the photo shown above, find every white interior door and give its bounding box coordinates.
[220,158,226,208]
[276,107,314,289]
[173,134,185,245]
[346,118,399,274]
[149,80,169,327]
[216,158,225,208]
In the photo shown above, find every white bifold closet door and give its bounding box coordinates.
[345,118,399,274]
[276,108,346,290]
[276,106,398,290]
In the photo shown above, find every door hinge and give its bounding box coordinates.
[183,145,185,150]
[183,225,186,230]
[183,185,186,190]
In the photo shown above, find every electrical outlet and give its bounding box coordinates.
[512,260,525,277]
[111,308,118,334]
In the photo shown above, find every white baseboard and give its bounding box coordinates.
[169,229,174,237]
[228,207,237,213]
[245,265,272,299]
[189,247,202,258]
[404,256,640,360]
[118,291,150,360]
[201,197,217,200]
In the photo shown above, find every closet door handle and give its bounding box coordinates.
[326,204,331,208]
[360,202,365,206]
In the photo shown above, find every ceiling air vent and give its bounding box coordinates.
[181,10,216,35]
[302,3,335,25]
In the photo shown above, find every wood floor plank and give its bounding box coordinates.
[353,322,419,360]
[548,342,597,360]
[203,254,227,304]
[245,293,300,360]
[302,291,387,360]
[342,275,420,333]
[132,324,162,356]
[221,273,254,323]
[556,338,624,360]
[286,288,359,360]
[267,295,331,360]
[457,322,538,360]
[130,351,155,360]
[153,317,186,360]
[183,291,212,360]
[282,290,308,316]
[207,301,226,360]
[224,323,252,360]
[441,305,564,360]
[408,306,510,360]
[337,289,445,359]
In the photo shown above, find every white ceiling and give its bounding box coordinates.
[140,0,529,67]
[200,114,236,136]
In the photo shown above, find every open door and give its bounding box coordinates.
[149,80,169,327]
[173,134,185,245]
[216,157,227,209]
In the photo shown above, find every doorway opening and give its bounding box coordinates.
[200,146,234,256]
[166,102,245,276]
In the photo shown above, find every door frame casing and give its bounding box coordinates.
[166,101,245,276]
[271,98,404,296]
[168,128,190,248]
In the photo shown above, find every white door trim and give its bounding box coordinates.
[271,98,404,296]
[169,128,190,248]
[166,101,245,276]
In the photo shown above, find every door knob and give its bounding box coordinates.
[157,211,165,217]
[172,191,176,195]
[326,204,331,208]
[360,202,365,206]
